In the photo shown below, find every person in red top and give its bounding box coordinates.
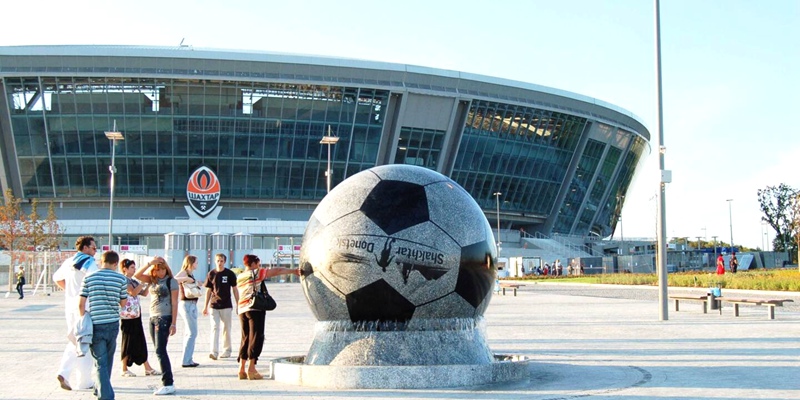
[235,254,299,380]
[716,254,725,275]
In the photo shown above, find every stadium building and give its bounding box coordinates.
[0,45,649,273]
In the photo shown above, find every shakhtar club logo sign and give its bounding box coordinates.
[186,166,221,217]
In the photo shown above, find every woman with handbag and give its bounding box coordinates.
[235,254,299,380]
[119,259,160,377]
[175,255,204,368]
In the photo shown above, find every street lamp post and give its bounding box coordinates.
[794,193,800,269]
[493,192,502,257]
[274,237,281,268]
[105,121,124,250]
[726,199,734,253]
[290,236,295,281]
[320,125,340,193]
[712,235,718,269]
[654,0,669,320]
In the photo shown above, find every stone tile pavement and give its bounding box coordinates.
[1,282,799,399]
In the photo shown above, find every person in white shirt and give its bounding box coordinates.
[53,236,99,391]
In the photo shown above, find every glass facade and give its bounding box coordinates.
[5,76,388,200]
[394,127,445,169]
[556,139,606,234]
[596,130,648,234]
[451,100,586,218]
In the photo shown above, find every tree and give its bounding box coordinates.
[0,189,27,293]
[757,184,798,257]
[26,199,44,250]
[43,201,64,250]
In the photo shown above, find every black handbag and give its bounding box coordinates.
[251,280,277,311]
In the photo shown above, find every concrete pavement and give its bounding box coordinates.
[1,281,798,399]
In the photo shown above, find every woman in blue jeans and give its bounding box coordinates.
[134,257,178,396]
[175,255,203,368]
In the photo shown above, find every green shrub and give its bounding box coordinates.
[511,269,800,291]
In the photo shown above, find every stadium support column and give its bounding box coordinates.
[105,121,124,250]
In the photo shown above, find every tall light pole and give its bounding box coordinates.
[726,199,734,252]
[274,236,280,268]
[654,0,669,320]
[712,235,718,268]
[617,195,625,255]
[493,192,502,258]
[105,121,124,250]
[794,192,800,269]
[696,236,702,251]
[320,125,339,193]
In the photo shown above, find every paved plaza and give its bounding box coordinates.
[2,281,799,400]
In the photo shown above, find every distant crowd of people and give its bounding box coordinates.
[53,235,300,399]
[525,258,585,276]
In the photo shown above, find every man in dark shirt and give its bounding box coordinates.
[202,253,239,360]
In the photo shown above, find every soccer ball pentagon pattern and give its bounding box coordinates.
[299,164,497,325]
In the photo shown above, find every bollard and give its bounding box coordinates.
[708,291,718,310]
[708,286,722,310]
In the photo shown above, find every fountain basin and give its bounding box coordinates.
[270,354,529,389]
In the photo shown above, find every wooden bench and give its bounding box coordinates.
[720,298,794,320]
[499,283,521,296]
[668,295,714,314]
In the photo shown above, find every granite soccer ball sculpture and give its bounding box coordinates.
[299,164,497,326]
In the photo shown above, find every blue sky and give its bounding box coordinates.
[1,0,797,249]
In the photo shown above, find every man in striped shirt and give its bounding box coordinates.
[79,251,128,400]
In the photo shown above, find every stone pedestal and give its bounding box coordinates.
[305,318,493,366]
[271,354,529,389]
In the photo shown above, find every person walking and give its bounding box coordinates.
[202,253,239,360]
[730,252,739,273]
[235,254,299,380]
[134,257,178,396]
[118,259,159,377]
[175,255,202,368]
[78,250,128,400]
[53,236,98,391]
[15,266,25,299]
[716,254,726,275]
